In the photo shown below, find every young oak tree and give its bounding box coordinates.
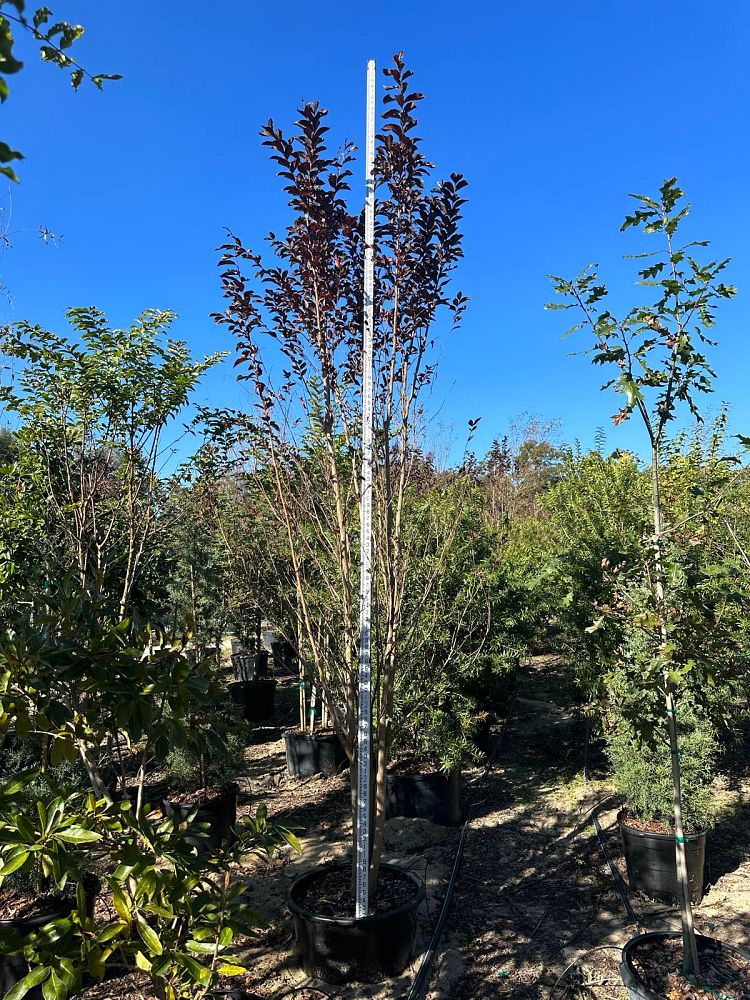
[547,178,736,975]
[213,53,468,890]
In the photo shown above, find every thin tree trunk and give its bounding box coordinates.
[651,447,700,976]
[368,654,393,893]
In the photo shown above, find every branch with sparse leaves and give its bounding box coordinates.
[0,1,121,180]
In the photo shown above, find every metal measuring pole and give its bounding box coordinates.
[355,57,376,920]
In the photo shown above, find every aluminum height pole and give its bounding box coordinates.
[355,57,376,920]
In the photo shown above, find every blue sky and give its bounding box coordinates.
[2,0,749,461]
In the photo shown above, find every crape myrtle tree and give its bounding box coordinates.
[213,53,470,890]
[0,308,222,619]
[547,178,736,975]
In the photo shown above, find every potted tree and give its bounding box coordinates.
[228,609,276,723]
[385,473,521,826]
[0,774,102,1000]
[163,718,245,852]
[548,178,748,992]
[213,53,470,981]
[606,700,717,905]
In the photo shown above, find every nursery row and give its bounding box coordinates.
[1,53,749,1000]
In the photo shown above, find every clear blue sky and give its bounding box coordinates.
[2,0,749,460]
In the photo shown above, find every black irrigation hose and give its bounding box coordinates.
[582,721,638,926]
[591,810,638,925]
[404,700,516,1000]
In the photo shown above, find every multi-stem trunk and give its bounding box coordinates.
[650,446,700,976]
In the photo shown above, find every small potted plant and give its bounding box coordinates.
[0,775,103,1000]
[82,803,299,1000]
[163,725,245,851]
[606,701,717,905]
[228,610,276,723]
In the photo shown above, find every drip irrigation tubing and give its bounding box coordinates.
[582,720,639,927]
[404,698,516,1000]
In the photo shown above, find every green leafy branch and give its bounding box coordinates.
[0,1,121,180]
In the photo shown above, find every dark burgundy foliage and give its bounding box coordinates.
[212,52,468,445]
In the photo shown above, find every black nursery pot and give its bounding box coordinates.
[619,811,706,905]
[164,785,238,850]
[270,639,296,674]
[471,714,493,755]
[386,768,462,826]
[0,877,99,1000]
[288,862,424,983]
[228,678,277,722]
[284,730,347,778]
[620,930,750,1000]
[207,992,263,1000]
[231,651,270,683]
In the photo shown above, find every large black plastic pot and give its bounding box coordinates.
[284,730,347,778]
[164,784,238,850]
[270,639,296,674]
[231,651,269,683]
[288,862,424,983]
[620,930,750,1000]
[0,878,99,1000]
[619,812,706,905]
[386,768,462,826]
[229,678,277,722]
[471,714,493,754]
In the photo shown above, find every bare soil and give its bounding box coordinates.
[0,889,69,921]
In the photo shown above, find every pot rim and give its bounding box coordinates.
[165,782,239,807]
[287,860,425,927]
[0,902,71,928]
[0,874,100,928]
[284,728,342,743]
[618,810,706,842]
[387,766,461,780]
[620,930,750,998]
[228,678,277,689]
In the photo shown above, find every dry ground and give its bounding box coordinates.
[225,660,750,999]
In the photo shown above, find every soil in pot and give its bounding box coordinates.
[119,780,170,810]
[619,811,706,905]
[284,729,347,778]
[386,762,462,826]
[621,931,750,999]
[0,878,100,1000]
[228,679,276,722]
[81,971,263,1000]
[164,784,238,850]
[288,861,424,983]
